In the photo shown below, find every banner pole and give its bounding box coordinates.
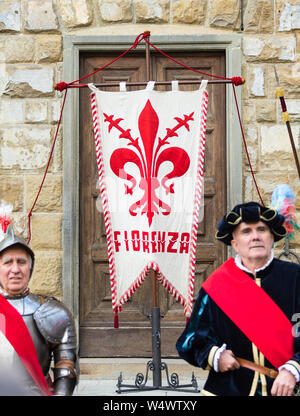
[145,30,151,82]
[144,31,159,310]
[145,31,162,386]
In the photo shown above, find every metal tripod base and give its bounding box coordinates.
[116,361,199,394]
[116,306,200,394]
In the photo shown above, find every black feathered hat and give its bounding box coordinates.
[216,202,287,246]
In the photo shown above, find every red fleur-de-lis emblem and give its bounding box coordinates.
[107,99,192,226]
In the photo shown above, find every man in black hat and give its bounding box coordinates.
[0,228,78,396]
[176,202,300,396]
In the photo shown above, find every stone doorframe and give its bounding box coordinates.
[62,34,243,324]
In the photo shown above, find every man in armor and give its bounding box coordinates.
[0,228,78,396]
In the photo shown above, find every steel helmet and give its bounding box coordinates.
[0,228,35,277]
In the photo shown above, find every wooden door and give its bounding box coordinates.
[79,50,226,357]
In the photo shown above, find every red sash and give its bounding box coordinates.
[202,258,294,369]
[0,294,52,395]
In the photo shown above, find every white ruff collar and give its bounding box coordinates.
[234,250,274,275]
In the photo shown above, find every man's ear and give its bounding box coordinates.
[231,238,237,253]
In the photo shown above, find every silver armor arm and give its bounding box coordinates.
[33,297,79,396]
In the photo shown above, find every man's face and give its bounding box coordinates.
[0,247,31,295]
[231,221,274,265]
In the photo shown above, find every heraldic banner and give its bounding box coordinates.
[89,80,208,320]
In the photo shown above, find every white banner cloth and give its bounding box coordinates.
[89,80,208,319]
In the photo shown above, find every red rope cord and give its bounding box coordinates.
[232,85,264,206]
[27,90,68,244]
[144,38,243,85]
[55,32,149,91]
[141,38,262,204]
[55,33,243,91]
[28,33,262,244]
[28,33,148,242]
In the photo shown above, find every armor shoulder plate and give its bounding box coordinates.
[33,297,76,345]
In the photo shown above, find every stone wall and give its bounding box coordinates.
[0,0,299,297]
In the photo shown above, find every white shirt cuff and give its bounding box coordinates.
[213,343,227,372]
[278,363,300,382]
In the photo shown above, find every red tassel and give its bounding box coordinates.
[231,76,244,86]
[114,311,119,329]
[54,81,69,91]
[186,317,190,326]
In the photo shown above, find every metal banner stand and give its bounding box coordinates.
[116,270,200,394]
[109,31,239,394]
[115,32,200,394]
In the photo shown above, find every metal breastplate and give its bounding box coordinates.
[3,294,51,392]
[1,292,78,396]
